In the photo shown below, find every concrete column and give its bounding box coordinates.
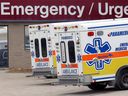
[8,23,31,70]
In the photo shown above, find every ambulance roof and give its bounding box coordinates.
[80,18,128,30]
[52,19,114,28]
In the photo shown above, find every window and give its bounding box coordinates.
[2,50,8,59]
[24,26,30,50]
[35,39,40,58]
[41,38,47,57]
[60,41,67,63]
[0,26,8,67]
[68,41,76,63]
[0,26,7,41]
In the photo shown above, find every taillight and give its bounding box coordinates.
[88,32,94,36]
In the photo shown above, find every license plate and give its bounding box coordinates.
[62,68,78,75]
[36,62,48,67]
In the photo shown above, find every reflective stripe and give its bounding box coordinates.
[61,64,78,68]
[82,54,97,61]
[82,51,128,61]
[43,58,49,62]
[93,76,115,81]
[35,58,40,62]
[61,64,67,68]
[35,58,49,62]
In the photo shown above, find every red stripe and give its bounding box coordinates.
[35,58,49,62]
[82,51,128,61]
[35,58,40,62]
[42,58,49,62]
[61,64,78,68]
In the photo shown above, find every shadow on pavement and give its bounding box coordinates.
[27,81,59,86]
[62,87,126,96]
[29,82,52,86]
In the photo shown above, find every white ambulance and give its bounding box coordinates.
[29,24,57,78]
[28,21,99,77]
[54,18,128,90]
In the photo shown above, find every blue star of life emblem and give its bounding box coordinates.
[56,55,61,63]
[84,38,111,70]
[49,50,52,57]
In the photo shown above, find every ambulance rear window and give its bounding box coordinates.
[68,41,76,63]
[60,41,67,63]
[41,38,47,57]
[35,39,40,58]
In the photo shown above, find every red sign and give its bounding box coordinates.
[0,0,128,21]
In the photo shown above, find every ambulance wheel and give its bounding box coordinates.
[88,82,107,90]
[115,69,128,90]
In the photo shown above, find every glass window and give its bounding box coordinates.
[60,41,67,63]
[24,26,30,50]
[2,50,8,59]
[41,38,47,57]
[0,26,7,41]
[0,26,8,67]
[35,39,40,58]
[68,41,76,63]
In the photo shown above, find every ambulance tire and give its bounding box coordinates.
[88,82,107,90]
[115,69,128,90]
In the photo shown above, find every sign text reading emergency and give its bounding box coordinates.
[1,2,128,19]
[0,2,85,18]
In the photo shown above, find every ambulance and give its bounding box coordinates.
[54,18,128,90]
[28,22,86,78]
[28,21,103,77]
[29,24,57,78]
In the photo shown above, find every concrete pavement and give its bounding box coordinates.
[0,70,128,96]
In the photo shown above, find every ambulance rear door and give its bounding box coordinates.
[58,32,83,76]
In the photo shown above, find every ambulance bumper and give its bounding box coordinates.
[58,75,92,86]
[32,68,57,77]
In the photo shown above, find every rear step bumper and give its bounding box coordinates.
[32,68,57,77]
[58,75,92,86]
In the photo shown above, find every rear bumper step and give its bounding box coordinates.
[58,75,92,85]
[32,68,57,77]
